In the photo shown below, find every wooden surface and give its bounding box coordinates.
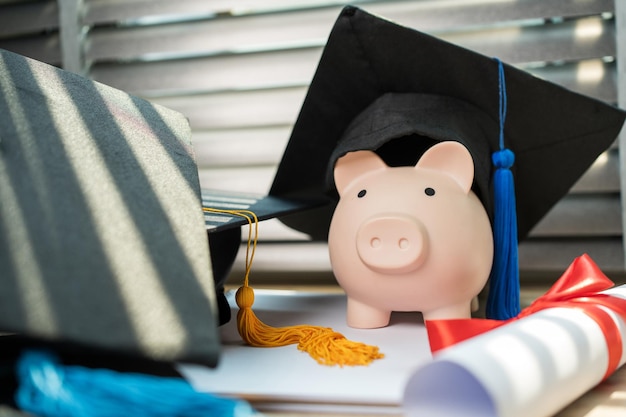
[556,364,626,417]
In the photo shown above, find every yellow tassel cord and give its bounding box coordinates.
[203,207,384,367]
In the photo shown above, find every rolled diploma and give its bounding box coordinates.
[403,285,626,417]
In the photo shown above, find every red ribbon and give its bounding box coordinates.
[425,254,626,380]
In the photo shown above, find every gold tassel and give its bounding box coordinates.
[203,207,384,367]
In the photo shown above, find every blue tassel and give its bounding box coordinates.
[485,59,521,320]
[15,350,258,417]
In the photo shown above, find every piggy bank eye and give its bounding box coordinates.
[424,187,435,196]
[357,189,367,198]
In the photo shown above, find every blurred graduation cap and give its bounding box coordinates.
[269,7,626,317]
[0,48,220,373]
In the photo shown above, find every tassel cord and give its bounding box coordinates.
[203,207,258,288]
[203,207,384,366]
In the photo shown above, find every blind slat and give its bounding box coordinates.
[0,33,61,65]
[84,0,615,27]
[443,16,615,64]
[90,48,321,94]
[87,5,616,62]
[531,60,619,103]
[519,238,624,272]
[531,194,622,237]
[572,149,620,192]
[86,9,331,62]
[152,87,307,130]
[0,0,58,39]
[193,127,291,169]
[89,17,616,96]
[366,0,616,33]
[198,166,276,195]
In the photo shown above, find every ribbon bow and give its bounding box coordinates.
[425,254,626,380]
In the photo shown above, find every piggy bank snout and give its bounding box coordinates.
[355,215,428,274]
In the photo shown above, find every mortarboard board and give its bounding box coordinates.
[0,49,221,369]
[202,188,323,233]
[201,189,327,325]
[269,6,626,318]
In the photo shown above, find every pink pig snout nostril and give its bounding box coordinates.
[356,215,428,274]
[370,237,409,250]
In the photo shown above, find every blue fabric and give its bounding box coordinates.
[485,59,521,320]
[15,350,257,417]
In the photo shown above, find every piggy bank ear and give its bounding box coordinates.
[334,151,387,196]
[415,141,474,194]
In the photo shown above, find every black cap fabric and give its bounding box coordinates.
[0,49,220,367]
[270,6,626,241]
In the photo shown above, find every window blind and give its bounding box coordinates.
[1,0,623,280]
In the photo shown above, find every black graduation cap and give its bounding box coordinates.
[0,48,221,373]
[269,6,626,318]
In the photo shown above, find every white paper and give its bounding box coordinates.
[178,289,432,413]
[403,285,626,417]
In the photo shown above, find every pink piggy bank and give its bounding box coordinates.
[328,141,494,328]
